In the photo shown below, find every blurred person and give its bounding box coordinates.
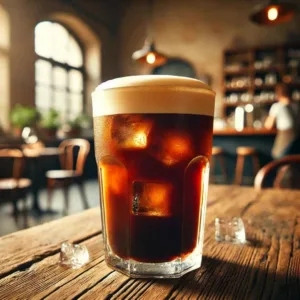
[265,83,300,159]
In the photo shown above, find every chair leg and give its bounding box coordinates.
[12,198,18,217]
[219,155,228,184]
[235,155,245,185]
[12,202,19,225]
[47,179,54,210]
[274,165,289,188]
[210,156,216,183]
[63,185,70,216]
[78,182,89,210]
[11,193,19,226]
[252,155,260,176]
[22,197,29,229]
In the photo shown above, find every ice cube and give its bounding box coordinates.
[215,217,246,244]
[149,130,194,166]
[132,181,173,216]
[100,156,128,195]
[111,115,153,149]
[59,242,89,269]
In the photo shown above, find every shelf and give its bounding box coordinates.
[288,82,300,87]
[224,100,276,108]
[224,68,250,75]
[254,84,276,90]
[254,83,300,90]
[224,66,283,75]
[223,44,300,117]
[253,66,282,73]
[224,102,243,107]
[253,100,276,105]
[224,86,250,92]
[224,102,252,107]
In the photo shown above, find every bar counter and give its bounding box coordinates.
[213,128,277,136]
[213,128,276,184]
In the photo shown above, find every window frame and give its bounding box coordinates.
[34,20,87,119]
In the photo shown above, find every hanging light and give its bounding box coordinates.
[132,0,167,66]
[132,40,167,66]
[250,0,296,25]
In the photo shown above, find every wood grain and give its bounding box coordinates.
[0,185,299,299]
[0,236,104,299]
[0,208,101,278]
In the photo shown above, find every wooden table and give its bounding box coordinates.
[0,185,299,299]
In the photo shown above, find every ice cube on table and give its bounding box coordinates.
[60,242,89,269]
[132,181,173,216]
[215,217,246,244]
[149,130,194,166]
[111,115,153,149]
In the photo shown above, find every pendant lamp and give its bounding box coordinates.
[132,0,167,66]
[250,0,296,25]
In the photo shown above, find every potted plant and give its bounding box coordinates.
[39,109,60,138]
[64,114,91,138]
[10,105,39,136]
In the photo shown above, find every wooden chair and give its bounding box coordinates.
[46,139,90,215]
[235,147,260,185]
[254,155,300,191]
[210,147,228,184]
[0,149,31,217]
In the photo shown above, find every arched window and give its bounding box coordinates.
[0,4,10,130]
[34,21,84,120]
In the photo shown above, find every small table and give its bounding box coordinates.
[23,147,61,212]
[0,185,299,299]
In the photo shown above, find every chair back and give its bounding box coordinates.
[254,155,300,191]
[58,139,90,176]
[0,149,25,180]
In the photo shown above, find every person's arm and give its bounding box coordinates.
[264,115,276,130]
[264,103,278,130]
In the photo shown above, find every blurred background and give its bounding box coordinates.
[0,0,299,132]
[0,0,300,235]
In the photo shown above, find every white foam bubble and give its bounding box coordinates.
[92,75,215,116]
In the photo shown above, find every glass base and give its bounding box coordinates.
[106,250,202,279]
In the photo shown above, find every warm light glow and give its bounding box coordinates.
[267,7,278,21]
[133,131,148,148]
[245,104,254,113]
[146,53,156,64]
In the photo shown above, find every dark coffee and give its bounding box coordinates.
[94,113,213,263]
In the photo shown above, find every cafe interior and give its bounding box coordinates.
[0,0,300,239]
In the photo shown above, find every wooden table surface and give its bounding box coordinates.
[0,185,300,299]
[22,147,61,158]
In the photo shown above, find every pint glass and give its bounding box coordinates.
[92,75,215,278]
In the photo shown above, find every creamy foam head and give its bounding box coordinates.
[92,75,215,116]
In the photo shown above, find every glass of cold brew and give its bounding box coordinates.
[92,75,215,278]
